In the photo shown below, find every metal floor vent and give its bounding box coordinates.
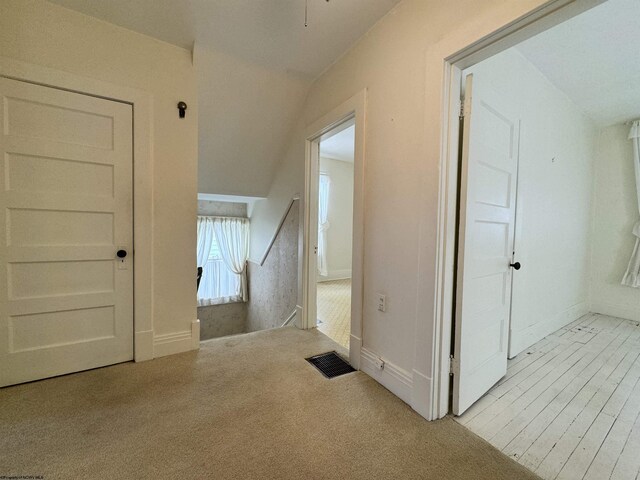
[306,351,355,379]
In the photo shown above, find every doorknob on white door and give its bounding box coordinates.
[510,262,521,270]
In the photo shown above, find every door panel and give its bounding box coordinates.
[0,78,133,387]
[452,73,520,415]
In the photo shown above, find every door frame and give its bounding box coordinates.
[0,56,156,362]
[428,0,606,419]
[301,89,366,369]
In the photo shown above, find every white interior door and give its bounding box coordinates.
[452,73,520,415]
[0,77,133,387]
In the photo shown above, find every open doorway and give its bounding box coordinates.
[301,90,365,368]
[315,122,355,349]
[439,1,640,478]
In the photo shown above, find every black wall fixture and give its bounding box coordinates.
[177,101,187,118]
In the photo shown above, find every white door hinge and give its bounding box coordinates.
[449,355,459,376]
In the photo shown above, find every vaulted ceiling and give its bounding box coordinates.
[47,0,402,196]
[517,0,640,127]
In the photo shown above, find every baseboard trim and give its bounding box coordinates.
[191,319,200,350]
[317,269,352,282]
[360,347,413,405]
[349,334,362,370]
[295,304,304,329]
[134,329,154,362]
[591,302,640,322]
[411,369,434,420]
[509,302,589,357]
[153,320,200,358]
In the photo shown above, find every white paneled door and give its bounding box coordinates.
[452,74,520,415]
[0,78,133,387]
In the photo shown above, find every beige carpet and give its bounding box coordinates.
[0,328,539,480]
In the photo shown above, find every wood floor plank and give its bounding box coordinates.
[534,348,640,479]
[583,366,640,480]
[557,353,640,480]
[464,343,581,432]
[518,333,636,473]
[501,330,627,460]
[489,331,622,451]
[455,315,640,480]
[478,343,593,441]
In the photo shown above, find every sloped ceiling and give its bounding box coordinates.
[47,0,402,196]
[517,0,640,127]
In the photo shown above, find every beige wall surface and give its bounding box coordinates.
[1,0,198,340]
[247,200,299,332]
[319,157,354,280]
[591,124,640,321]
[252,0,559,415]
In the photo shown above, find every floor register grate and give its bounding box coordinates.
[306,351,355,379]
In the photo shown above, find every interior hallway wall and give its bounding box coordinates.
[468,49,598,356]
[196,46,311,198]
[1,0,198,352]
[590,124,640,321]
[249,0,559,417]
[319,157,354,281]
[246,200,299,332]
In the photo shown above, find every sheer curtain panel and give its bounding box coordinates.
[197,216,245,306]
[317,173,331,277]
[213,217,250,301]
[622,121,640,287]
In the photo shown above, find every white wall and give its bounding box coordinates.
[1,0,199,345]
[248,121,305,263]
[196,46,311,198]
[467,49,598,356]
[319,157,354,281]
[591,124,640,321]
[250,0,556,417]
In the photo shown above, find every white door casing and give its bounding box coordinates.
[452,73,520,415]
[0,77,134,386]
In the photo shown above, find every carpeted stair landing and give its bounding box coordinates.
[0,327,539,479]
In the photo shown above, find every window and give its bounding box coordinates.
[197,216,249,306]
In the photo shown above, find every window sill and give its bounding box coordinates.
[197,297,245,308]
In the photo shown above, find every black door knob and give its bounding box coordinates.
[510,262,521,270]
[117,249,127,259]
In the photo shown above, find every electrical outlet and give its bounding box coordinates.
[377,293,386,312]
[374,356,385,370]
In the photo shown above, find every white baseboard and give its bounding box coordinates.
[191,319,200,350]
[153,320,200,358]
[360,347,413,405]
[134,329,154,362]
[349,334,362,370]
[295,304,303,329]
[411,369,434,420]
[591,302,640,322]
[317,269,352,282]
[509,302,589,358]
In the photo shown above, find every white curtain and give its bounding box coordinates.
[317,173,331,277]
[622,121,640,288]
[213,217,250,301]
[199,259,241,306]
[196,216,214,270]
[196,216,246,306]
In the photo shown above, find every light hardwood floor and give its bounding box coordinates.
[456,313,640,480]
[317,279,351,349]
